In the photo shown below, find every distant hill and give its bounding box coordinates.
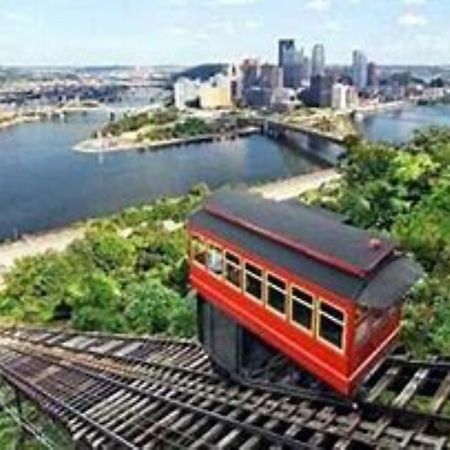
[174,64,228,82]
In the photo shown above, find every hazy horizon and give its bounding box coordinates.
[1,63,449,70]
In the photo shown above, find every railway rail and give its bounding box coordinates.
[0,327,449,449]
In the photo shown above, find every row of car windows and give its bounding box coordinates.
[191,235,346,352]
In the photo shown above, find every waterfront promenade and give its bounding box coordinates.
[353,99,412,116]
[251,168,340,201]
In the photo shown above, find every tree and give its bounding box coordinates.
[409,127,450,167]
[71,272,124,332]
[402,276,450,357]
[68,230,135,276]
[168,291,197,338]
[0,192,207,338]
[1,252,76,323]
[304,130,450,357]
[333,141,437,229]
[393,173,450,270]
[122,278,187,334]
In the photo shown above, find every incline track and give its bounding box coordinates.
[0,328,449,449]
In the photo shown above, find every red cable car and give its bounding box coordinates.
[188,189,422,396]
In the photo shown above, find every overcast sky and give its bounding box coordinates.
[0,0,448,66]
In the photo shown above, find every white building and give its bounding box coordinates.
[332,83,359,110]
[174,77,201,110]
[270,87,300,112]
[332,83,347,110]
[347,86,359,109]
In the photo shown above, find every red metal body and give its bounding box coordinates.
[188,224,401,397]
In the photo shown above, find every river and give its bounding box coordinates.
[0,104,448,241]
[356,104,450,143]
[0,111,320,240]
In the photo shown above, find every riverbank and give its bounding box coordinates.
[353,100,412,117]
[251,168,340,201]
[0,113,41,130]
[74,126,260,154]
[0,169,337,289]
[0,102,102,132]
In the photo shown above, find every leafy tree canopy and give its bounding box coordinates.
[304,126,450,356]
[0,188,206,337]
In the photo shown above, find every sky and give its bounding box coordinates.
[0,0,449,66]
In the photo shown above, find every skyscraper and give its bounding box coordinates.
[300,55,311,85]
[278,39,296,67]
[240,59,260,92]
[307,75,333,107]
[311,44,326,77]
[283,62,302,89]
[278,39,304,89]
[352,50,369,91]
[259,64,283,90]
[367,62,378,88]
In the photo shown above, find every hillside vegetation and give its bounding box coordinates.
[0,185,210,338]
[1,128,450,357]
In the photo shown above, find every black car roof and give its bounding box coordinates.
[189,189,423,308]
[204,189,396,276]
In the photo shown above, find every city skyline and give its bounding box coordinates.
[0,0,449,66]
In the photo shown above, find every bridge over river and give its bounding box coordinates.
[258,118,347,145]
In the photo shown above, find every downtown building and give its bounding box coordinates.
[240,59,265,108]
[260,63,283,90]
[311,44,326,77]
[278,39,309,89]
[278,39,296,67]
[331,83,359,110]
[241,55,295,109]
[306,74,334,107]
[174,67,234,110]
[199,73,233,109]
[352,50,369,91]
[366,61,379,95]
[241,59,261,91]
[243,63,283,109]
[174,77,201,110]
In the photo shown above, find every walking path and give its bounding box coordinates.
[251,168,340,201]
